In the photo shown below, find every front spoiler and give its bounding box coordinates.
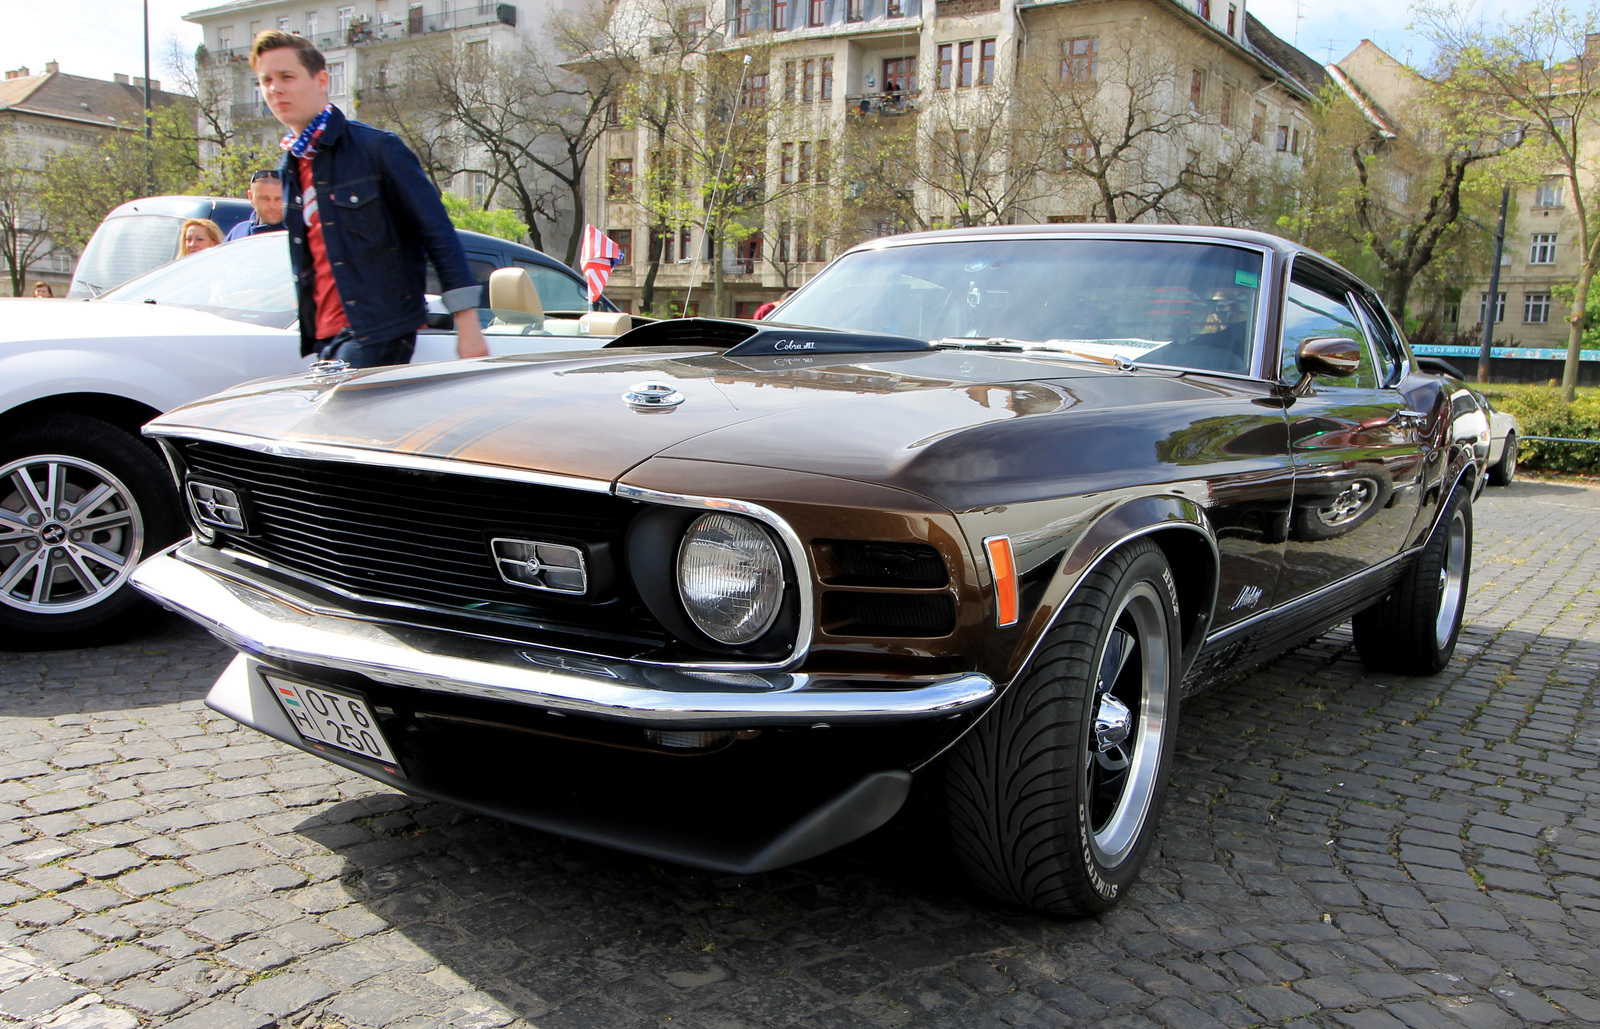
[131,545,996,729]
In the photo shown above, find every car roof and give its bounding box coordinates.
[455,229,568,272]
[105,196,255,221]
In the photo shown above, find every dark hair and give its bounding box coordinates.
[249,30,325,75]
[249,169,281,182]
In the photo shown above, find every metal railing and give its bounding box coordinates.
[845,90,920,116]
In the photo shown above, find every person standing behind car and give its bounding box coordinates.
[249,30,487,367]
[178,219,224,256]
[224,170,286,240]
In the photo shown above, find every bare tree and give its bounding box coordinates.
[1416,0,1598,401]
[0,129,60,295]
[1017,24,1203,223]
[914,86,1051,226]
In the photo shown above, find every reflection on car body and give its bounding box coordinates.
[133,225,1482,916]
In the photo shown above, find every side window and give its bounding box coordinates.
[424,258,497,307]
[1354,292,1404,386]
[1281,275,1377,389]
[515,260,590,312]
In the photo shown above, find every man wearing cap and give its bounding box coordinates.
[250,29,487,367]
[223,170,287,241]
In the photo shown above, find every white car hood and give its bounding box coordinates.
[0,297,289,345]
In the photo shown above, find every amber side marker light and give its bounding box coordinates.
[984,535,1019,627]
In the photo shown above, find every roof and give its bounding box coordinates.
[0,70,187,130]
[1325,63,1400,138]
[1243,12,1329,97]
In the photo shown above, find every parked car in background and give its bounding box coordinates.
[1477,391,1522,485]
[2,231,626,647]
[134,224,1485,916]
[66,196,253,299]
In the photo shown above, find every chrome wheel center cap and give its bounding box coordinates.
[40,524,66,546]
[1093,694,1133,752]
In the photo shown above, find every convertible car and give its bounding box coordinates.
[132,225,1484,915]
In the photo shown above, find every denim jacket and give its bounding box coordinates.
[279,106,477,357]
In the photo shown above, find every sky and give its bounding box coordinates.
[0,0,1540,91]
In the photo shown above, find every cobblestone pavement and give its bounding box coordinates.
[0,480,1597,1029]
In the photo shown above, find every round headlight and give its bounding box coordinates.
[676,513,785,645]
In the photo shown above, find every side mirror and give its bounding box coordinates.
[1290,336,1361,396]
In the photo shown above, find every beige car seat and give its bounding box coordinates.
[580,312,632,336]
[487,268,544,330]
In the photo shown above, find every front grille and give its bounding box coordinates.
[821,592,956,638]
[177,440,666,646]
[816,539,948,587]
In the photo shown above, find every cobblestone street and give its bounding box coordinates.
[0,480,1596,1029]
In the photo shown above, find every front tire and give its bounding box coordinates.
[1353,489,1471,674]
[941,540,1181,916]
[1487,433,1517,486]
[0,415,184,648]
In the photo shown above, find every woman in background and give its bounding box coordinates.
[31,281,54,298]
[178,218,225,257]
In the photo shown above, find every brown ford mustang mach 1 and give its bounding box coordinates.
[132,225,1485,916]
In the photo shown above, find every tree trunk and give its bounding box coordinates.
[641,225,665,312]
[1387,272,1413,329]
[1563,260,1592,404]
[712,233,725,316]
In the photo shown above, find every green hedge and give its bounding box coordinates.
[1481,385,1600,477]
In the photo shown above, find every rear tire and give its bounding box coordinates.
[0,415,184,648]
[1487,433,1517,486]
[941,539,1181,916]
[1353,489,1471,674]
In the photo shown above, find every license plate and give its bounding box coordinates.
[265,676,399,764]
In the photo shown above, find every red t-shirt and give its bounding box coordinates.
[299,157,349,340]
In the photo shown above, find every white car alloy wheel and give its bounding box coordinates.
[0,454,146,614]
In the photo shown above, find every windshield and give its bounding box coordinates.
[68,215,185,298]
[778,237,1265,375]
[98,234,298,329]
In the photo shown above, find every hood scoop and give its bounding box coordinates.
[603,317,933,357]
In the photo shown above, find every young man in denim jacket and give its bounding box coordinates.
[250,30,488,367]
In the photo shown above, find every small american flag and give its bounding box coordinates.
[580,224,625,304]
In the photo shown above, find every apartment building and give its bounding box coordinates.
[0,63,187,294]
[182,1,527,174]
[586,0,1323,315]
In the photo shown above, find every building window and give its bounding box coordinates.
[1529,233,1557,264]
[1065,130,1090,164]
[608,159,634,197]
[611,230,632,267]
[327,61,346,96]
[1291,127,1301,153]
[938,44,953,89]
[338,6,355,34]
[650,227,673,263]
[741,72,768,107]
[306,11,319,38]
[1189,69,1204,110]
[465,39,488,73]
[682,7,706,34]
[1061,37,1097,83]
[278,15,290,31]
[887,0,903,13]
[784,61,796,100]
[884,56,915,92]
[1227,3,1237,33]
[218,30,232,51]
[1196,0,1210,18]
[799,140,814,181]
[979,39,996,86]
[773,0,788,29]
[735,236,761,273]
[1276,125,1289,151]
[781,142,795,183]
[1251,104,1265,143]
[847,0,863,21]
[1535,180,1563,207]
[1479,292,1506,324]
[958,42,974,87]
[809,0,824,26]
[820,57,833,100]
[1524,293,1551,324]
[735,0,752,36]
[1220,84,1234,128]
[802,58,815,102]
[605,100,623,126]
[779,222,793,262]
[796,224,809,261]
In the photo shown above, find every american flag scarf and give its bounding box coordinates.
[281,104,334,159]
[579,224,625,304]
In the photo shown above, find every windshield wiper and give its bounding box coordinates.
[932,337,1121,365]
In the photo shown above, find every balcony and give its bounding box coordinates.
[423,4,518,33]
[936,0,999,13]
[846,90,921,117]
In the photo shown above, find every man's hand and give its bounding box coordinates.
[455,311,490,359]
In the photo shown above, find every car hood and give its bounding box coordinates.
[148,345,1240,505]
[0,297,287,343]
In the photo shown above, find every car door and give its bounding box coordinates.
[1275,261,1426,604]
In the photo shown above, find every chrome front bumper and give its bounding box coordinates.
[131,546,996,728]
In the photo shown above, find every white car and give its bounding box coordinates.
[1,233,625,646]
[1477,392,1522,486]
